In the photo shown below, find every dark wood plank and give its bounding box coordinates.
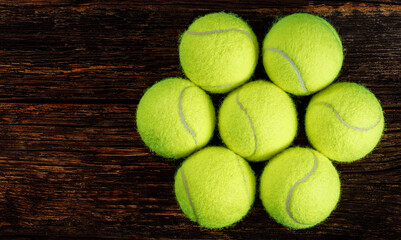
[0,2,399,102]
[1,0,401,7]
[0,102,398,238]
[0,103,152,238]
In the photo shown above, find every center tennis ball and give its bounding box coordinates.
[218,80,297,162]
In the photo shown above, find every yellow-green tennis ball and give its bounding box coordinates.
[260,147,341,229]
[263,13,343,96]
[179,12,259,93]
[218,80,297,162]
[136,78,215,159]
[305,82,385,162]
[175,146,256,229]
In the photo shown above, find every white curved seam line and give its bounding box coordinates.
[236,93,257,156]
[314,102,382,131]
[180,169,198,223]
[286,151,318,225]
[178,87,198,146]
[186,28,256,45]
[236,156,251,204]
[264,48,307,93]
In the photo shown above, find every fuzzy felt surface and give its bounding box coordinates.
[260,147,341,229]
[263,13,343,96]
[305,82,385,162]
[174,146,256,229]
[136,78,215,159]
[218,80,297,162]
[179,12,259,93]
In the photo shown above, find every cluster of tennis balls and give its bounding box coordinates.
[136,12,385,229]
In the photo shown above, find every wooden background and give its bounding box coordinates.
[0,0,400,239]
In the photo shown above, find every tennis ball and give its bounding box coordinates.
[179,12,259,93]
[175,146,256,229]
[260,147,341,229]
[263,13,343,95]
[136,78,215,159]
[305,82,385,162]
[218,80,297,162]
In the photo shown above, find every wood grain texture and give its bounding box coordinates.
[0,0,400,239]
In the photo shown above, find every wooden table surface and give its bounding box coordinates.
[0,0,400,239]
